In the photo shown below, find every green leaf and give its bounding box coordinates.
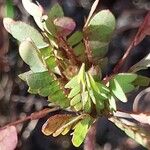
[88,73,109,99]
[68,85,81,98]
[89,90,96,104]
[120,83,135,93]
[96,82,110,99]
[44,56,57,70]
[85,10,116,61]
[22,0,43,30]
[109,95,117,111]
[45,3,64,35]
[3,18,48,48]
[87,10,116,41]
[87,73,99,92]
[74,102,82,111]
[89,41,109,60]
[85,73,91,89]
[26,71,54,89]
[114,73,137,93]
[19,71,69,108]
[115,73,137,83]
[86,73,107,110]
[72,116,92,147]
[84,97,92,113]
[5,0,14,18]
[39,82,60,97]
[133,75,150,87]
[28,87,38,94]
[73,42,85,57]
[65,75,78,89]
[110,79,127,102]
[19,39,47,72]
[70,94,81,106]
[68,31,83,46]
[129,53,150,72]
[78,63,86,84]
[94,91,105,113]
[18,71,33,81]
[48,3,64,19]
[49,90,69,108]
[81,91,89,107]
[40,47,57,70]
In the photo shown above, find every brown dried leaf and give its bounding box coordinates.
[42,114,72,136]
[0,126,18,150]
[110,117,150,148]
[134,11,150,46]
[130,113,150,125]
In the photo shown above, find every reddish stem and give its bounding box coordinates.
[83,36,94,66]
[113,41,134,74]
[0,107,60,130]
[58,37,81,65]
[103,40,135,84]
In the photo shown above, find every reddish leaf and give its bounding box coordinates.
[0,126,18,150]
[53,17,76,37]
[130,113,150,125]
[134,11,150,46]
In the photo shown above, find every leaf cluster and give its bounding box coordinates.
[3,1,150,148]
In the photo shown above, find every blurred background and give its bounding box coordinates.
[0,0,150,149]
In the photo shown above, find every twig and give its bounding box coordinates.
[113,111,132,119]
[113,41,134,74]
[83,0,100,66]
[83,36,94,66]
[103,38,135,84]
[57,37,81,65]
[84,0,100,28]
[0,107,60,130]
[112,11,149,74]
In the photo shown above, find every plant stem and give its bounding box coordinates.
[0,107,60,130]
[113,41,134,74]
[103,40,135,84]
[83,36,94,66]
[58,37,81,66]
[84,121,97,150]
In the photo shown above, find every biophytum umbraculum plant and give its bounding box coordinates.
[3,0,150,148]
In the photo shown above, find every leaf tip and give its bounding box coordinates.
[3,17,14,32]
